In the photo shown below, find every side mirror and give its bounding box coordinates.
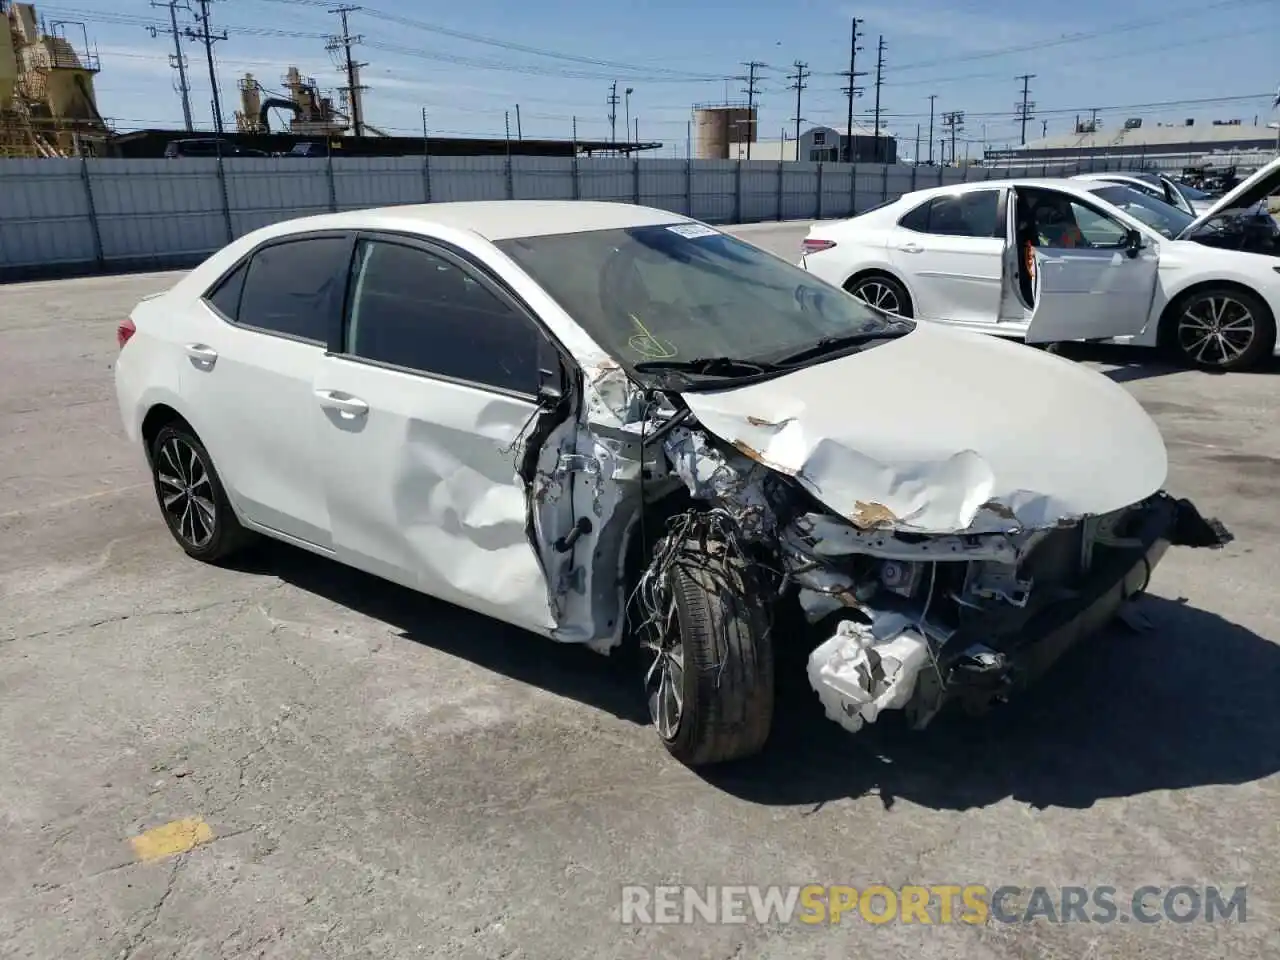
[537,368,563,407]
[1123,229,1143,258]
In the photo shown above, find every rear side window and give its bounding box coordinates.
[900,191,1000,237]
[237,237,351,343]
[205,262,247,320]
[898,200,932,232]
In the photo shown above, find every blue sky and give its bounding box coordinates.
[42,0,1280,155]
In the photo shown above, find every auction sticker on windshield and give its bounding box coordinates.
[666,223,720,239]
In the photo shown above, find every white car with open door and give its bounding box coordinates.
[115,200,1231,769]
[800,157,1280,371]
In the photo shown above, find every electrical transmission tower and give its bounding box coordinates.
[840,18,865,162]
[607,80,619,149]
[942,110,965,164]
[327,6,368,137]
[737,60,764,159]
[149,1,193,132]
[871,35,886,162]
[183,0,227,133]
[1015,73,1036,146]
[787,61,808,161]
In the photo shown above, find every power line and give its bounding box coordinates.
[327,5,368,137]
[888,0,1270,72]
[148,1,193,133]
[839,18,865,163]
[1015,73,1035,146]
[257,0,728,81]
[787,61,808,161]
[182,0,227,134]
[871,35,885,162]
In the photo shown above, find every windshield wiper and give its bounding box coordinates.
[631,356,781,378]
[770,327,911,367]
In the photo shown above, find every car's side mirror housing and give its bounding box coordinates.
[537,368,563,407]
[1123,229,1143,258]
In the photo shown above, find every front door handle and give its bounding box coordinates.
[898,243,924,253]
[314,389,369,418]
[184,343,218,367]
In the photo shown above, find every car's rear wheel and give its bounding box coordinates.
[149,423,253,563]
[845,273,913,318]
[638,531,774,767]
[1167,286,1274,372]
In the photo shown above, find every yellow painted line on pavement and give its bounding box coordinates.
[129,817,214,862]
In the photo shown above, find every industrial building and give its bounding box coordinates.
[0,2,108,157]
[738,124,896,164]
[987,116,1280,171]
[692,104,895,163]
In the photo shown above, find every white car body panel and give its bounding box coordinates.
[1025,240,1160,344]
[803,172,1280,356]
[312,354,557,635]
[181,300,334,548]
[681,320,1167,534]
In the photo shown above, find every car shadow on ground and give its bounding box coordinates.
[1051,341,1280,382]
[235,541,650,724]
[705,593,1280,811]
[242,542,1280,811]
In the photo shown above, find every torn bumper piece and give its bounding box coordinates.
[808,493,1233,735]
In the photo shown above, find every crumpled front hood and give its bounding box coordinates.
[679,322,1169,534]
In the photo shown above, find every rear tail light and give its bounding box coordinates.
[802,238,837,255]
[117,318,136,349]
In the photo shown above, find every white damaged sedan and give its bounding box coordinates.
[114,200,1232,766]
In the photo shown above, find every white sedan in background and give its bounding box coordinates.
[1072,171,1218,216]
[800,157,1280,371]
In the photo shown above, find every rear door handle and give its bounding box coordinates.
[898,243,924,253]
[314,389,369,418]
[184,343,218,367]
[1039,256,1067,265]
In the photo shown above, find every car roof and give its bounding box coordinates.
[891,177,1099,203]
[265,200,690,241]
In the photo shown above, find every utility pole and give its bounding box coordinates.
[327,6,367,137]
[515,104,522,140]
[1089,107,1100,131]
[624,87,633,150]
[927,94,937,164]
[871,35,886,163]
[787,61,808,162]
[183,0,226,133]
[1042,119,1048,137]
[607,80,619,151]
[1015,73,1036,146]
[942,110,964,165]
[914,123,919,163]
[840,18,865,163]
[738,60,764,160]
[150,2,193,132]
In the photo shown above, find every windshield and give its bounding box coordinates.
[1177,182,1214,201]
[495,223,911,386]
[1089,185,1195,239]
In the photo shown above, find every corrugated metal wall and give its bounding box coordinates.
[0,154,1120,276]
